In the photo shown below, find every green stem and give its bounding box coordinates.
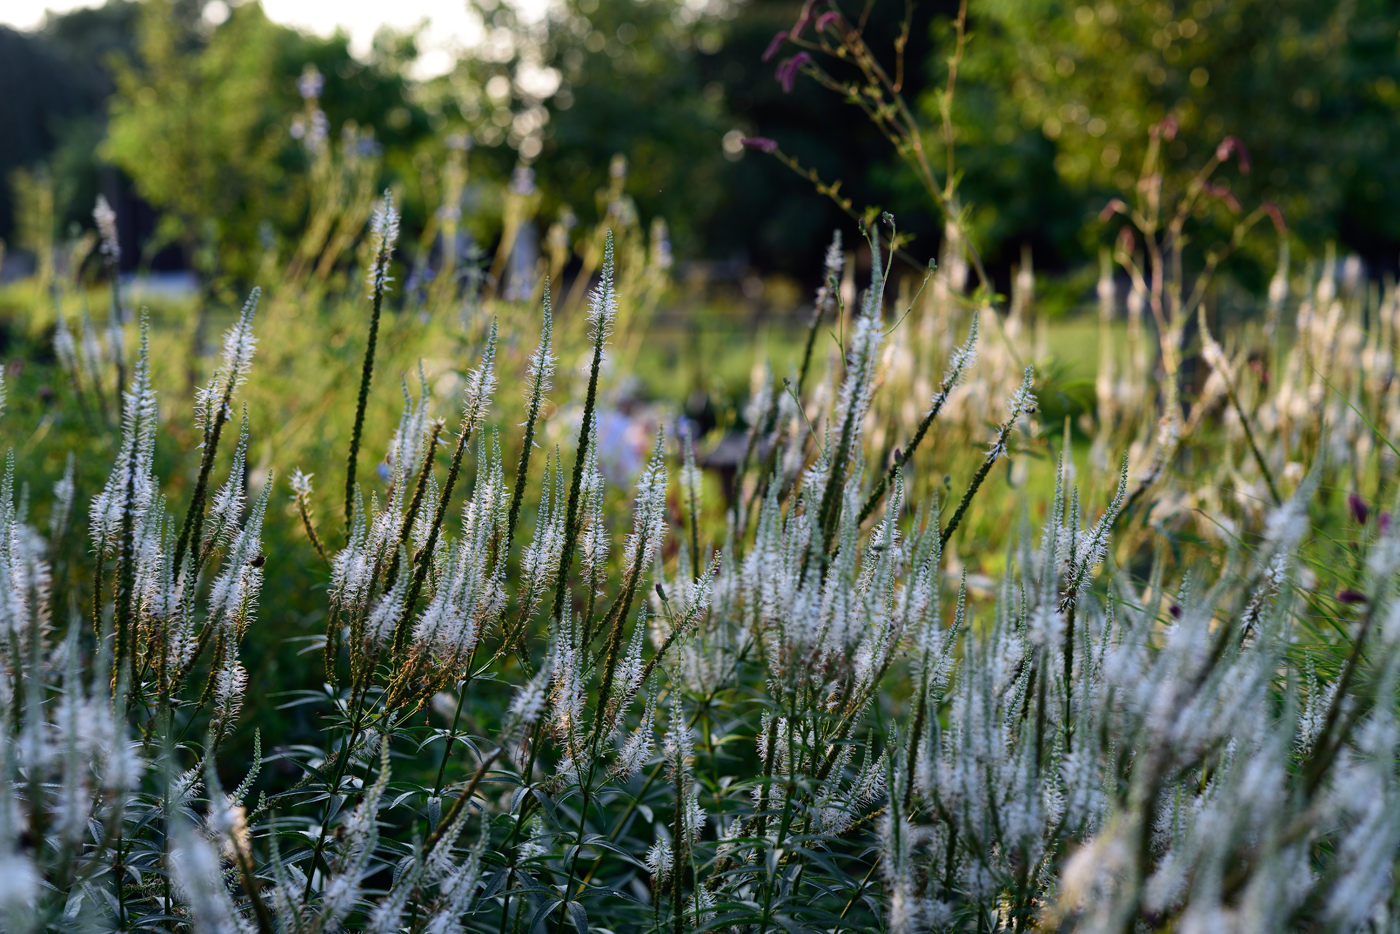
[431,655,478,800]
[302,684,370,902]
[551,297,609,625]
[345,239,391,532]
[940,383,1031,549]
[859,380,959,524]
[506,283,554,559]
[384,420,443,591]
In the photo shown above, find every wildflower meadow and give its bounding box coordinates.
[4,0,1400,931]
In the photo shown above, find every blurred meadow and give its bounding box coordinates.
[5,0,1400,931]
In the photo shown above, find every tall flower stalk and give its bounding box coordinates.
[344,190,399,531]
[3,204,1399,934]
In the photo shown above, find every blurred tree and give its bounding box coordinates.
[12,0,1400,288]
[418,0,730,259]
[99,0,431,283]
[102,0,291,280]
[39,0,145,231]
[0,19,118,248]
[936,0,1400,274]
[695,0,959,273]
[421,0,947,277]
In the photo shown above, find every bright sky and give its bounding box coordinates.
[0,0,534,78]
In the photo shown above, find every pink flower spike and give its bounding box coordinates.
[1216,135,1251,173]
[1157,116,1179,141]
[762,30,788,62]
[816,11,841,31]
[1261,201,1287,235]
[1349,492,1369,525]
[1117,226,1136,254]
[1098,198,1129,222]
[776,58,794,89]
[790,0,817,39]
[1203,182,1241,215]
[777,52,813,92]
[741,137,779,153]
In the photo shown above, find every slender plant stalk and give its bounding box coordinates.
[941,367,1035,549]
[813,223,891,560]
[294,484,327,564]
[858,313,977,524]
[506,282,555,558]
[794,272,833,399]
[112,460,139,694]
[394,320,497,667]
[172,289,261,582]
[551,232,616,624]
[383,419,443,591]
[345,192,399,532]
[682,429,701,581]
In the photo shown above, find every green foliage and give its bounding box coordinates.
[941,0,1400,266]
[4,187,1400,931]
[0,16,121,246]
[99,0,430,284]
[102,0,291,277]
[412,0,736,257]
[8,166,57,287]
[9,0,1400,280]
[6,4,1400,928]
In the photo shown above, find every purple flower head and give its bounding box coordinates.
[1117,225,1136,255]
[789,0,817,39]
[777,52,813,93]
[297,65,324,101]
[306,109,329,152]
[510,167,537,195]
[1261,201,1287,235]
[1098,198,1128,223]
[1349,492,1370,526]
[816,10,842,31]
[1202,181,1241,215]
[741,136,779,154]
[1155,115,1178,141]
[1216,136,1251,174]
[1338,589,1368,606]
[762,30,788,62]
[1382,512,1393,534]
[1168,603,1182,619]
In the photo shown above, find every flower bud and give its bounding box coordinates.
[762,30,787,62]
[1349,492,1369,526]
[741,137,779,154]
